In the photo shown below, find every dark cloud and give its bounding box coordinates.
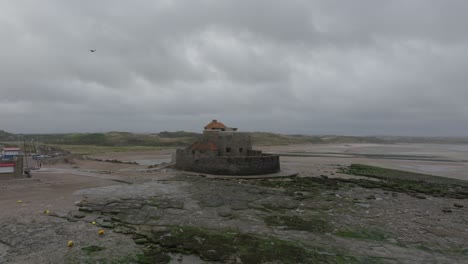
[1,0,467,136]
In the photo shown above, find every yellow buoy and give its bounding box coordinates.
[44,210,50,214]
[17,200,22,203]
[91,221,97,225]
[67,240,74,247]
[98,229,105,235]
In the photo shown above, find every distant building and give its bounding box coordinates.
[175,120,280,175]
[2,147,21,160]
[0,147,24,179]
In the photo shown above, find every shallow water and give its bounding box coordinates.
[134,159,171,166]
[267,143,468,181]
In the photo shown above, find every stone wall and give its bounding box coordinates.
[176,150,280,175]
[214,132,252,157]
[175,149,217,170]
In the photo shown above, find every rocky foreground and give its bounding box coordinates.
[1,165,468,264]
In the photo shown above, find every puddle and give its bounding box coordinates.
[168,253,207,264]
[134,159,171,166]
[398,164,456,173]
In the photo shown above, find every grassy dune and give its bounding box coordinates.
[3,129,468,150]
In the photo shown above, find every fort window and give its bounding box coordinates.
[226,147,231,153]
[192,150,195,154]
[239,148,243,153]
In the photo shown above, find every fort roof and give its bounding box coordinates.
[204,120,226,130]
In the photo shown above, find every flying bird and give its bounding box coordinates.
[90,49,96,52]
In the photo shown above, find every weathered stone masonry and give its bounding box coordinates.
[175,120,280,175]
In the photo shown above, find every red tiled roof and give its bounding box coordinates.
[204,120,226,130]
[190,141,218,151]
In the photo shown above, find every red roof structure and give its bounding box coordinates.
[204,120,226,130]
[3,148,20,151]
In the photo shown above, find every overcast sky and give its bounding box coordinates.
[1,0,467,136]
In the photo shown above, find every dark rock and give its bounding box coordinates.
[134,238,149,244]
[81,245,106,254]
[66,217,79,222]
[231,202,249,210]
[442,209,453,213]
[454,203,464,208]
[152,198,185,209]
[202,199,225,208]
[73,212,86,218]
[411,193,426,199]
[111,216,122,222]
[218,208,232,217]
[159,235,179,248]
[101,222,115,228]
[78,207,94,213]
[365,195,376,200]
[96,219,115,228]
[114,226,135,234]
[357,203,370,208]
[200,249,222,261]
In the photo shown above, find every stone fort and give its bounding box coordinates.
[175,120,280,175]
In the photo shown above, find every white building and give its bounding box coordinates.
[2,147,21,160]
[0,162,15,174]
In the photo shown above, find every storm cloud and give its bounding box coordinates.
[1,0,467,136]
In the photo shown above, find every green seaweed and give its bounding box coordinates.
[264,215,333,233]
[341,164,468,199]
[334,228,389,241]
[144,226,358,264]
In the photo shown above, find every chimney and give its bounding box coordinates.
[213,119,217,123]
